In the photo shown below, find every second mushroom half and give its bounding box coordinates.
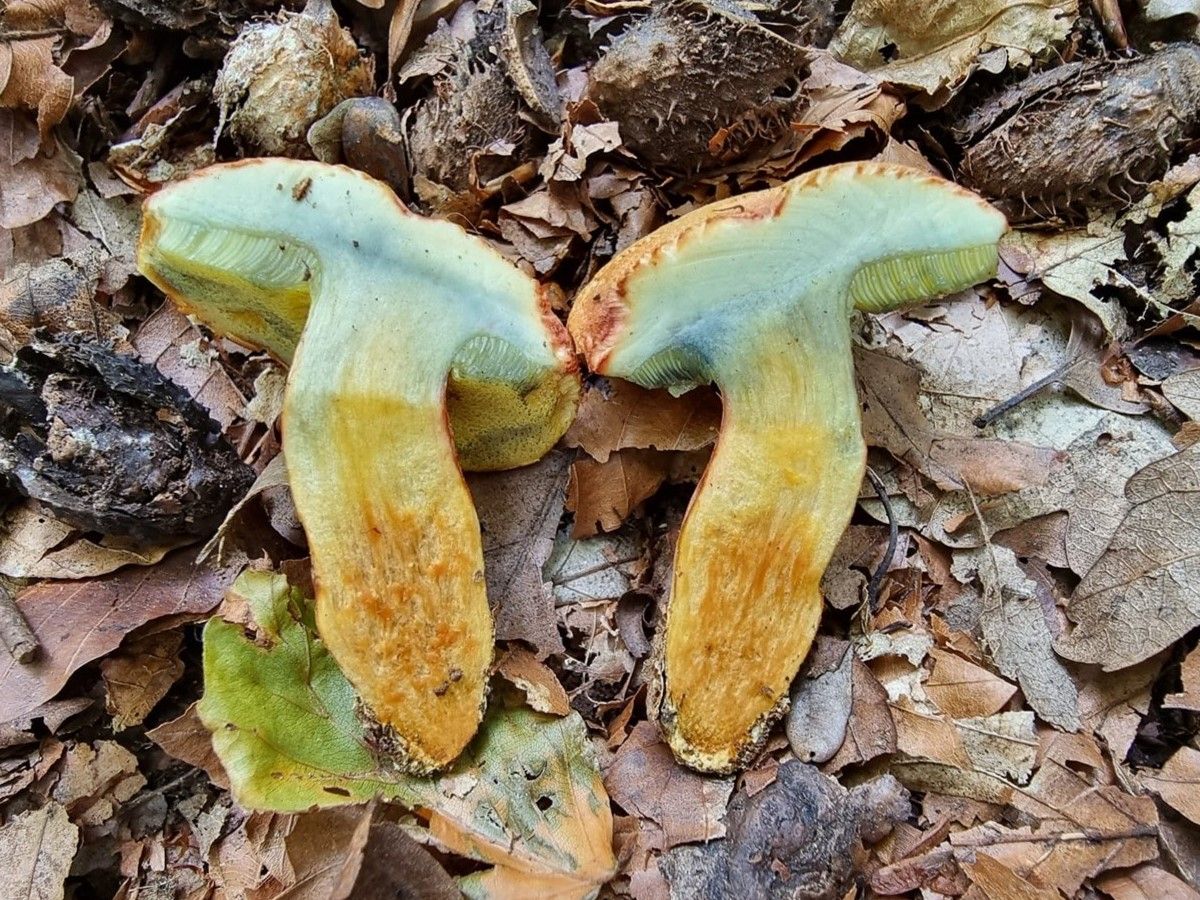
[138,161,579,773]
[569,162,1006,774]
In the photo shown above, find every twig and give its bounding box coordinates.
[865,467,898,613]
[972,366,1064,428]
[0,584,38,663]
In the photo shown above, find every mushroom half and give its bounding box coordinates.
[569,162,1007,773]
[138,160,579,772]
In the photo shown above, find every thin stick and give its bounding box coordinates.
[0,585,38,663]
[973,367,1064,428]
[865,468,898,613]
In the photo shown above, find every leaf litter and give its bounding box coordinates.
[1,0,1200,897]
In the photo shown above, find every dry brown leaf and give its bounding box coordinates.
[567,449,669,538]
[0,113,82,230]
[496,646,571,716]
[1164,369,1200,419]
[469,450,570,657]
[1056,444,1200,669]
[0,251,125,349]
[995,751,1158,892]
[565,380,720,464]
[953,545,1080,731]
[146,702,230,789]
[961,851,1059,900]
[132,302,247,430]
[100,631,184,729]
[1095,863,1200,900]
[0,502,182,580]
[0,546,245,722]
[604,721,734,849]
[857,347,1062,495]
[1165,646,1200,710]
[1140,746,1200,826]
[825,654,898,772]
[50,739,145,826]
[890,698,973,769]
[831,0,1076,103]
[925,648,1017,719]
[0,802,78,900]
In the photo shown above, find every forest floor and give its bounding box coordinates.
[2,0,1200,897]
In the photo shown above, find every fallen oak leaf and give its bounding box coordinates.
[567,449,670,538]
[830,0,1076,104]
[1056,443,1200,669]
[1138,745,1200,827]
[564,379,720,464]
[0,545,246,722]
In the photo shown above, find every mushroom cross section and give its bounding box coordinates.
[569,162,1007,774]
[137,160,578,472]
[138,160,579,773]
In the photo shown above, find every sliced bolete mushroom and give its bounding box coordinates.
[569,162,1006,773]
[137,160,579,772]
[136,160,575,472]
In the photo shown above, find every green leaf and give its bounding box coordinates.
[197,571,615,898]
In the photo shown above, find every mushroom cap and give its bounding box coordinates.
[138,159,578,470]
[569,162,1006,386]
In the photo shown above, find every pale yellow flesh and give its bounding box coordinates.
[569,163,1007,772]
[138,160,579,772]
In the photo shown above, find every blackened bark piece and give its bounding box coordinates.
[586,0,816,173]
[0,335,253,540]
[659,763,909,900]
[959,44,1200,222]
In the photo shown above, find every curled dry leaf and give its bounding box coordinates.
[101,631,185,730]
[831,0,1076,104]
[1056,443,1200,670]
[197,572,616,898]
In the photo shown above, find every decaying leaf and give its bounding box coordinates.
[565,379,720,464]
[604,721,734,849]
[101,631,185,729]
[953,544,1080,731]
[1056,444,1200,669]
[197,571,616,897]
[1138,746,1200,826]
[0,545,245,722]
[831,0,1076,104]
[469,451,571,657]
[0,802,79,900]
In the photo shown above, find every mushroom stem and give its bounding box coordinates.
[570,162,1007,773]
[138,161,579,773]
[661,320,864,771]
